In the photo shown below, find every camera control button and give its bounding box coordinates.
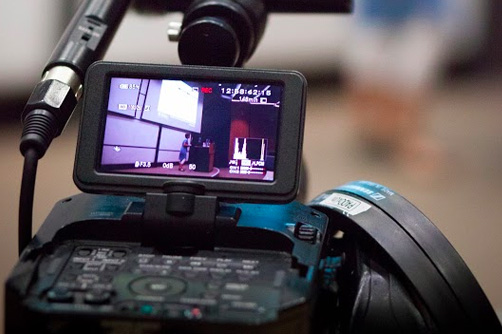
[47,288,74,303]
[129,277,186,296]
[84,290,112,305]
[77,248,93,257]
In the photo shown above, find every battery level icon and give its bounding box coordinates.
[119,84,129,89]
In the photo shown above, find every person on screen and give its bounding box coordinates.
[178,132,191,171]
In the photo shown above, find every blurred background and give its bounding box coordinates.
[0,0,501,329]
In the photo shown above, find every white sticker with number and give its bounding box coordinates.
[320,193,371,216]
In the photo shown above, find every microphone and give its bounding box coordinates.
[20,0,130,159]
[18,0,130,255]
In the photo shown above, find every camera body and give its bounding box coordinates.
[5,193,331,334]
[6,62,332,333]
[6,62,501,334]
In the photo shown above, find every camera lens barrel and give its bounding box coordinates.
[309,180,502,333]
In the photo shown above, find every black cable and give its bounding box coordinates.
[18,148,39,255]
[16,0,130,257]
[16,1,130,256]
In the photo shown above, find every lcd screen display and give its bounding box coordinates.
[100,77,283,182]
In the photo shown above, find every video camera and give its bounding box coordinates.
[5,0,501,333]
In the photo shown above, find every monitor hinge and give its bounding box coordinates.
[142,182,239,251]
[142,182,217,250]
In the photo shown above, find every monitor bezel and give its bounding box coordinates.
[74,61,306,203]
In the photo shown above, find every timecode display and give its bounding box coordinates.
[221,88,272,96]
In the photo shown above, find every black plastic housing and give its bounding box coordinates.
[74,61,307,203]
[5,193,329,334]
